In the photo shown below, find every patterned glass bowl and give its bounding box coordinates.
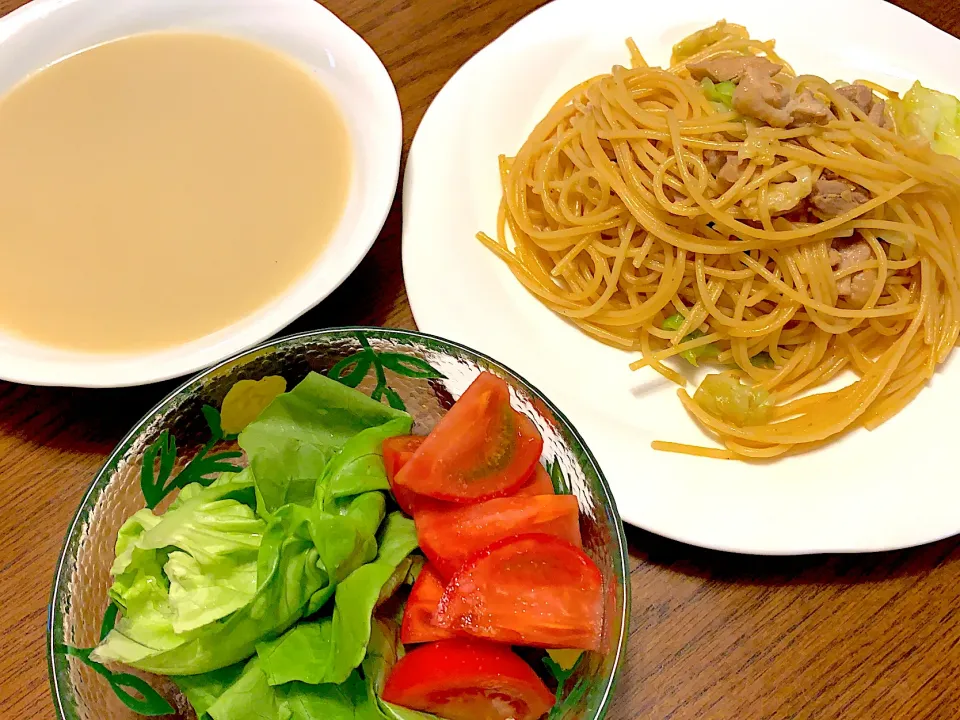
[47,328,630,720]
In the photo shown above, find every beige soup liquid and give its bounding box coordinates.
[0,32,351,353]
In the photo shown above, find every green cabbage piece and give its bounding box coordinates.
[662,313,719,366]
[671,21,749,65]
[694,373,773,426]
[751,351,775,369]
[894,81,960,158]
[701,78,736,110]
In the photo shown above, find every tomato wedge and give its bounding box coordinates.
[383,435,426,515]
[514,463,555,497]
[416,495,582,578]
[395,373,543,503]
[401,563,457,644]
[435,534,603,650]
[382,639,555,720]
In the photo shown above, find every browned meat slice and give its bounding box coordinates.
[703,149,747,191]
[835,83,890,128]
[703,149,726,174]
[836,84,874,112]
[717,155,747,189]
[732,61,791,127]
[786,90,832,126]
[690,55,832,128]
[868,100,888,127]
[811,172,870,216]
[687,54,782,83]
[830,237,877,307]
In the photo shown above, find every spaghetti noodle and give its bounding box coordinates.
[478,21,960,460]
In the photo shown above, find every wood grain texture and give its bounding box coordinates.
[0,0,957,717]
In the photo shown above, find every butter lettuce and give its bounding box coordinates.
[200,657,376,720]
[99,473,264,657]
[320,419,412,504]
[255,513,418,686]
[239,372,409,517]
[172,663,245,718]
[94,501,326,673]
[92,371,413,683]
[363,618,436,720]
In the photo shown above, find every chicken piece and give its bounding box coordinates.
[836,84,874,112]
[836,83,891,128]
[868,100,888,127]
[786,90,832,126]
[688,54,783,84]
[703,149,726,174]
[703,149,748,191]
[810,171,870,216]
[830,237,878,307]
[691,55,832,128]
[732,61,791,127]
[717,155,747,188]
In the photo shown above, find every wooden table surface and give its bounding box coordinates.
[1,0,959,718]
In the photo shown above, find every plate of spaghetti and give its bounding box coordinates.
[403,0,960,553]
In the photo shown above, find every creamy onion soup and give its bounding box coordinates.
[0,32,351,352]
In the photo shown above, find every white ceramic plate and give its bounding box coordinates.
[0,0,400,387]
[403,0,960,554]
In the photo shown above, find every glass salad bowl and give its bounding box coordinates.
[47,328,630,720]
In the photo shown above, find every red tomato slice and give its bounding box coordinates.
[401,563,457,644]
[435,534,603,650]
[383,435,426,515]
[395,373,543,503]
[382,639,555,720]
[416,495,582,578]
[514,463,555,497]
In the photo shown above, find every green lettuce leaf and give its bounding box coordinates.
[94,491,389,675]
[363,618,437,720]
[256,513,418,686]
[320,418,412,504]
[164,551,258,634]
[307,491,385,609]
[94,502,327,674]
[92,371,414,687]
[172,663,245,718]
[97,475,264,658]
[203,657,376,720]
[239,372,409,518]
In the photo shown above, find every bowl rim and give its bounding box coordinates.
[0,0,403,388]
[47,326,631,720]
